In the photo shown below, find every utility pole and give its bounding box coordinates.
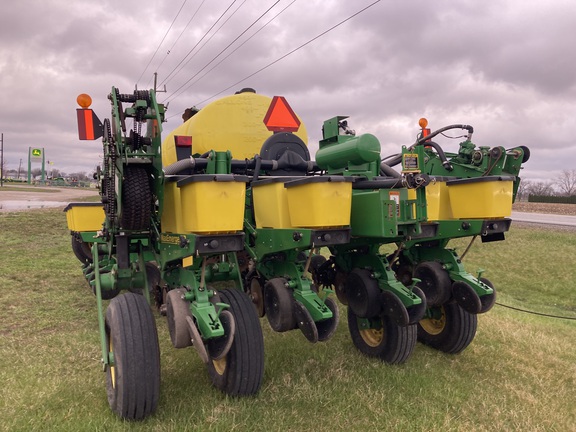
[1,133,4,187]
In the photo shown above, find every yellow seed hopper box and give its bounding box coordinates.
[64,202,104,232]
[177,174,249,233]
[446,175,514,219]
[284,176,353,228]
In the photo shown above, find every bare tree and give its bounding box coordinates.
[516,179,531,201]
[554,169,576,196]
[527,181,555,197]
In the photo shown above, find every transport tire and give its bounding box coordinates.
[207,289,264,396]
[418,302,477,354]
[347,307,417,364]
[105,292,160,420]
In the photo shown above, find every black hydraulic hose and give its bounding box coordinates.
[419,140,453,171]
[381,153,402,168]
[414,124,474,146]
[380,163,402,178]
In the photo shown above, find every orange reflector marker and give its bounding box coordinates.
[76,109,103,140]
[263,96,301,132]
[77,93,92,109]
[418,118,431,141]
[175,135,192,147]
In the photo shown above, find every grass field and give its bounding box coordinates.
[1,209,575,431]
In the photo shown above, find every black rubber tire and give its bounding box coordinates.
[120,166,152,230]
[105,292,160,420]
[347,307,417,364]
[264,278,296,332]
[207,289,264,396]
[417,302,478,354]
[71,231,93,263]
[414,261,452,307]
[345,268,382,318]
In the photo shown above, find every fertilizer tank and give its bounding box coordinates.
[162,89,309,166]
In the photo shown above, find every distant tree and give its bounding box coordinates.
[527,181,554,196]
[31,168,42,179]
[69,172,89,181]
[516,179,531,201]
[554,169,576,196]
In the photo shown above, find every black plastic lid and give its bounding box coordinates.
[284,176,353,188]
[446,175,515,186]
[177,174,249,187]
[252,176,304,186]
[63,202,103,212]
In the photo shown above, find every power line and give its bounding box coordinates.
[164,0,297,120]
[136,0,189,87]
[192,0,382,107]
[160,0,241,87]
[146,0,207,89]
[165,0,282,104]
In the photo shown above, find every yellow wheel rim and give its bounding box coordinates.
[419,306,446,336]
[109,337,116,388]
[360,327,384,347]
[212,357,227,376]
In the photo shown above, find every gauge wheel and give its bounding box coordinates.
[347,306,417,364]
[105,292,160,420]
[207,289,264,396]
[418,302,478,354]
[414,261,452,307]
[71,231,93,263]
[345,268,382,318]
[264,278,296,332]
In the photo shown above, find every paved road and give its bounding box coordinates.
[512,211,576,227]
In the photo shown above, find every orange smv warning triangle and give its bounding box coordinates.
[263,96,301,132]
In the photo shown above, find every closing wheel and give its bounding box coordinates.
[347,307,417,364]
[206,310,236,360]
[452,281,482,314]
[418,302,478,354]
[316,297,340,342]
[207,289,264,396]
[71,231,93,263]
[120,165,152,230]
[381,290,409,326]
[105,292,160,420]
[264,278,296,332]
[294,300,319,343]
[414,261,452,307]
[334,271,349,305]
[346,268,382,318]
[166,288,193,348]
[479,277,496,313]
[407,286,427,324]
[248,275,265,317]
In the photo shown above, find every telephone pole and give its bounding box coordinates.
[1,133,4,187]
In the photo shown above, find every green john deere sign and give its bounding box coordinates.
[31,148,42,157]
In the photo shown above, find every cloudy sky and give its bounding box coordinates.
[1,0,575,183]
